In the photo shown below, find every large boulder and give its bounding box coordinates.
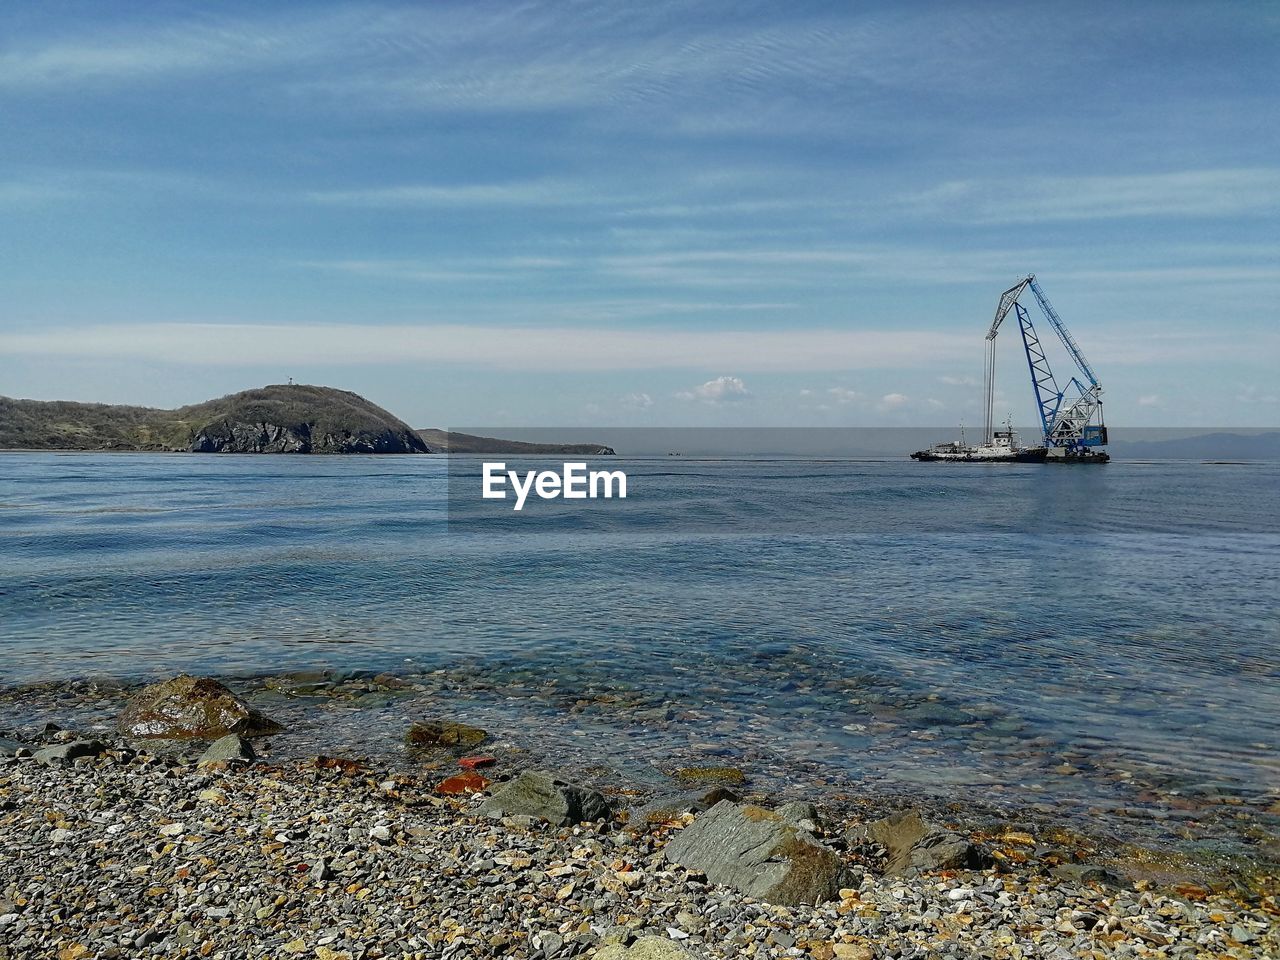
[118,675,283,739]
[663,800,846,906]
[857,810,986,876]
[477,771,613,826]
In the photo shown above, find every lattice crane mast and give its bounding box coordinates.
[983,275,1107,452]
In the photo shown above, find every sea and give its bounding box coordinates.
[1,452,1277,856]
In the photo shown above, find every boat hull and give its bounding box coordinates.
[911,447,1048,463]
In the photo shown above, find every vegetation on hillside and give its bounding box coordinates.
[0,385,427,453]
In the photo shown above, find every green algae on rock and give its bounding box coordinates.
[404,719,488,751]
[672,766,746,786]
[117,675,283,739]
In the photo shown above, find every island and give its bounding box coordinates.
[0,385,614,455]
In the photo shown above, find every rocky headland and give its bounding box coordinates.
[0,386,615,455]
[0,385,428,454]
[0,674,1275,960]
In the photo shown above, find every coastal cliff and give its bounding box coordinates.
[0,385,616,455]
[0,385,427,454]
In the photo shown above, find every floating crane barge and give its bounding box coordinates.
[913,275,1109,463]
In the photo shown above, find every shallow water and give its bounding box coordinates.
[1,452,1278,843]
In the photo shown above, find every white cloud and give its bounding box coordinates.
[621,392,654,409]
[1137,394,1162,407]
[878,392,910,410]
[677,376,750,403]
[939,375,978,387]
[827,387,860,404]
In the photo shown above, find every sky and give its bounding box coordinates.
[1,0,1277,428]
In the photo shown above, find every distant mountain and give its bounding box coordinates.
[1110,431,1280,460]
[416,428,615,455]
[0,385,428,454]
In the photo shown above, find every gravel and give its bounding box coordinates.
[0,739,1275,960]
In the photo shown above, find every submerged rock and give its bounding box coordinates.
[856,809,987,876]
[478,771,613,826]
[405,720,488,751]
[663,800,846,906]
[118,676,283,739]
[672,766,746,786]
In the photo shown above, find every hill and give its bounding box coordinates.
[415,429,615,455]
[0,385,428,454]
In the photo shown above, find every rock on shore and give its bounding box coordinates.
[478,770,613,826]
[117,675,282,739]
[663,800,846,906]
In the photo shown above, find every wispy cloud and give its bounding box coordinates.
[905,169,1280,224]
[1235,386,1279,405]
[0,11,369,88]
[298,257,573,284]
[306,180,624,208]
[0,322,973,373]
[0,181,76,205]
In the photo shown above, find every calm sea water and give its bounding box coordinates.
[1,452,1278,835]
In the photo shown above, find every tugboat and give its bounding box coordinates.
[911,422,1047,463]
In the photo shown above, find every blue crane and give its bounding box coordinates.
[983,275,1107,453]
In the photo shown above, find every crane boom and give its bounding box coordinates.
[1027,277,1097,387]
[983,275,1107,453]
[986,277,1031,340]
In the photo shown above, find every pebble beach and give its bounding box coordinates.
[1,673,1276,960]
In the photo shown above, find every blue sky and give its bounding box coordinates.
[2,0,1277,428]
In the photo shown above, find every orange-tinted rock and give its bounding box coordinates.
[458,755,496,770]
[117,675,283,739]
[436,772,490,795]
[314,755,367,775]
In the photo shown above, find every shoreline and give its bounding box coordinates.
[2,725,1276,960]
[2,669,1277,903]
